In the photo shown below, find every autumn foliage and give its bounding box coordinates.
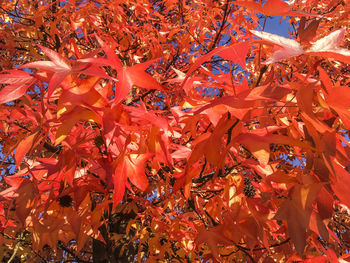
[1,0,350,262]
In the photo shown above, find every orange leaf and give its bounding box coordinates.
[126,153,153,191]
[330,159,350,208]
[15,131,39,166]
[195,224,232,260]
[55,107,101,145]
[275,183,322,256]
[15,180,36,226]
[326,86,350,129]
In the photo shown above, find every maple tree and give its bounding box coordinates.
[0,0,350,262]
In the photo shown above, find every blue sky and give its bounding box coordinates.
[260,16,292,37]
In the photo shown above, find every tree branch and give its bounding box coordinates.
[208,0,231,51]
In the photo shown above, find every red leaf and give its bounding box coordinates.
[126,59,164,90]
[125,103,168,131]
[235,133,312,166]
[92,36,163,104]
[236,0,320,17]
[36,44,71,71]
[113,159,126,207]
[243,84,292,101]
[298,18,320,44]
[309,210,329,242]
[20,45,112,98]
[19,45,71,98]
[171,145,192,159]
[94,35,123,70]
[194,96,253,120]
[184,42,249,81]
[316,186,334,220]
[318,66,333,93]
[0,70,35,104]
[261,0,290,16]
[112,59,163,105]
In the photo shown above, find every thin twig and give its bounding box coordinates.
[236,244,256,263]
[209,0,231,51]
[257,16,267,71]
[252,238,291,251]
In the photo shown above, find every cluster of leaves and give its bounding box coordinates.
[0,0,350,262]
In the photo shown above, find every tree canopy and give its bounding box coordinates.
[0,0,350,262]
